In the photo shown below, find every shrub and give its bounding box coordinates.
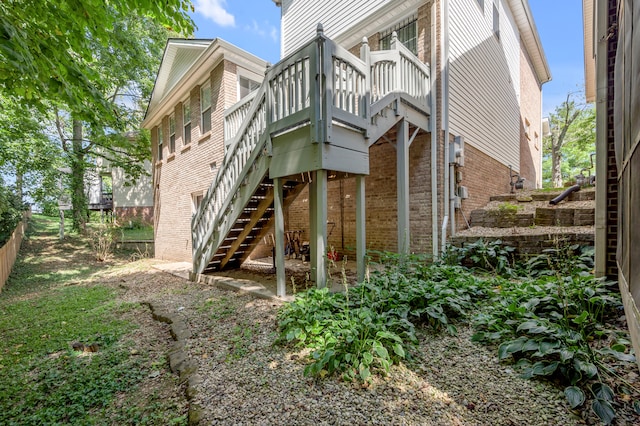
[89,224,119,261]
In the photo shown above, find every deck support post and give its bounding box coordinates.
[356,175,366,282]
[397,119,410,254]
[310,169,328,288]
[274,177,286,297]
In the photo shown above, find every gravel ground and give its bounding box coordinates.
[103,260,590,426]
[98,259,640,426]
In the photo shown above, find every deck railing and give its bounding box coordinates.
[224,91,258,143]
[369,32,431,109]
[193,26,430,273]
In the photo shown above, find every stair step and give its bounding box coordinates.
[490,188,595,202]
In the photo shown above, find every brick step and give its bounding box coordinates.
[470,206,595,228]
[451,227,594,257]
[490,188,595,202]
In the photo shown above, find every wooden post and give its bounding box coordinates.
[356,175,366,282]
[59,209,65,240]
[310,169,328,288]
[274,177,286,297]
[397,119,410,254]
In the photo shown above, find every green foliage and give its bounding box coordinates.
[0,0,193,120]
[0,181,25,246]
[278,242,637,422]
[471,247,631,424]
[277,257,493,381]
[0,215,185,425]
[543,93,595,188]
[443,239,516,276]
[0,285,143,425]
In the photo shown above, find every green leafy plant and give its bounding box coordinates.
[472,250,635,425]
[277,256,492,381]
[443,239,516,276]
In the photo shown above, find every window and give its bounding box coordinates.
[157,125,163,161]
[379,16,418,55]
[192,191,204,214]
[493,1,500,40]
[183,98,191,145]
[238,76,260,99]
[201,82,212,134]
[169,114,176,153]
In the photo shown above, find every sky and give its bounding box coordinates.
[190,0,586,117]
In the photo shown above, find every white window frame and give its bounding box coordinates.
[169,113,176,153]
[201,82,212,134]
[379,15,418,55]
[192,191,204,215]
[157,125,163,161]
[183,97,191,145]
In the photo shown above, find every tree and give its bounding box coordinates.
[543,93,595,188]
[0,0,194,121]
[1,1,194,231]
[0,94,61,204]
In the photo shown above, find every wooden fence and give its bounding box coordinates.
[0,214,29,292]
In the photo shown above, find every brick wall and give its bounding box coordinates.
[519,42,542,189]
[605,0,618,277]
[454,144,512,230]
[115,206,153,226]
[152,60,239,262]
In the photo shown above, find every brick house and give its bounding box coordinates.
[143,0,549,296]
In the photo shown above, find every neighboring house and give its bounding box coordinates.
[86,152,154,225]
[143,0,549,296]
[583,0,639,368]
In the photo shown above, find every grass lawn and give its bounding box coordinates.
[0,215,185,425]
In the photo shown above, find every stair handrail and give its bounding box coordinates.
[191,33,329,272]
[224,90,258,143]
[369,32,431,110]
[192,26,415,274]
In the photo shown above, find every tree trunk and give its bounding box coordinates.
[551,142,563,188]
[15,172,23,202]
[70,119,87,232]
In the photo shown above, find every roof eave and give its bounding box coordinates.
[507,0,552,84]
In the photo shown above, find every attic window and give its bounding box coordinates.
[379,15,418,55]
[239,76,260,99]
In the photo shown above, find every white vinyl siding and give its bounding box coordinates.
[448,0,521,170]
[280,0,422,56]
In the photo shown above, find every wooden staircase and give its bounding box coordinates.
[452,188,596,255]
[191,27,432,276]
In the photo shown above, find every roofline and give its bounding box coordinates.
[507,0,552,84]
[142,38,268,128]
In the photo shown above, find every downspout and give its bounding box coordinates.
[441,0,451,251]
[431,2,439,258]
